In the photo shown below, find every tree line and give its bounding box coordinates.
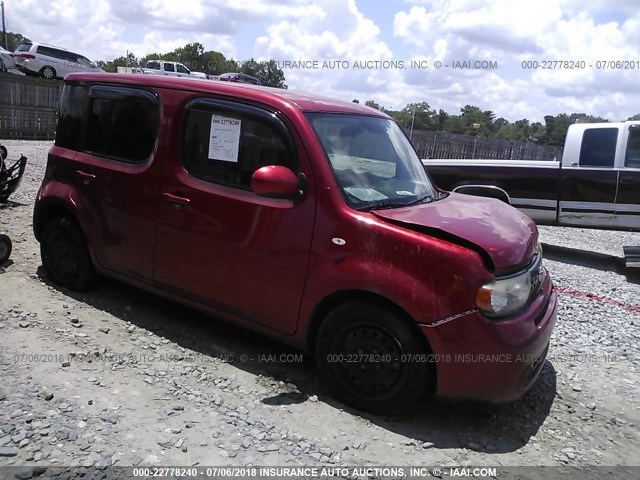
[98,42,287,89]
[361,100,640,147]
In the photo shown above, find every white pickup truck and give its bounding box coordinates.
[424,121,640,266]
[137,60,207,79]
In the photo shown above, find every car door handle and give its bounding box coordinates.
[162,192,191,208]
[619,177,635,184]
[75,170,96,184]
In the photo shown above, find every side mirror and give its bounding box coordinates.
[251,165,302,199]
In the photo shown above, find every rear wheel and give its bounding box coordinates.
[40,217,96,289]
[0,234,12,265]
[315,300,433,414]
[41,66,56,79]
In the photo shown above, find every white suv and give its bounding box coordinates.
[14,41,104,79]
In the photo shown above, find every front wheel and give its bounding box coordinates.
[40,217,97,290]
[0,234,12,265]
[315,300,434,414]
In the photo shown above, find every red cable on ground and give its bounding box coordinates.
[555,286,640,313]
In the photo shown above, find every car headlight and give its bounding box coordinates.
[476,269,532,318]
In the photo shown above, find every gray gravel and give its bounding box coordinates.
[0,140,639,472]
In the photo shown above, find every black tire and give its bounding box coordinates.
[0,234,11,265]
[41,66,56,79]
[40,217,96,290]
[315,300,433,414]
[0,145,7,162]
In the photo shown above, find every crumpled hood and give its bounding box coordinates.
[372,192,537,274]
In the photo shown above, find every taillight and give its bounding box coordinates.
[20,54,35,59]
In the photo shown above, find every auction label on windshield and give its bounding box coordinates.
[208,114,242,163]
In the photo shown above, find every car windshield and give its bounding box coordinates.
[306,112,440,210]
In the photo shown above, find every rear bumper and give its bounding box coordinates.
[420,269,557,402]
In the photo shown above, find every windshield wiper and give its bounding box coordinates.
[404,194,434,206]
[355,200,411,211]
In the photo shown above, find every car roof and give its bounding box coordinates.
[65,73,388,116]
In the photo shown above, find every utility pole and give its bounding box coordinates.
[1,1,7,50]
[409,104,416,141]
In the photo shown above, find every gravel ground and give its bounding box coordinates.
[0,141,639,476]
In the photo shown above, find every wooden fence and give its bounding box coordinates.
[0,73,62,140]
[407,129,563,160]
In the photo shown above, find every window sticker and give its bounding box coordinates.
[208,114,242,162]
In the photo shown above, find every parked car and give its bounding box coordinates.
[219,72,260,85]
[34,73,557,414]
[141,60,207,79]
[14,41,104,79]
[0,46,16,71]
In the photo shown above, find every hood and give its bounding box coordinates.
[372,193,537,274]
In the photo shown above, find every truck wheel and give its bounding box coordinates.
[315,300,433,414]
[0,145,7,162]
[0,234,12,265]
[40,217,96,290]
[41,66,56,79]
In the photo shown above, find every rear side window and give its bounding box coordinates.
[579,128,618,167]
[181,99,295,189]
[56,84,160,162]
[55,85,89,150]
[164,63,175,72]
[17,43,32,52]
[37,45,67,61]
[176,63,189,74]
[86,86,160,162]
[147,61,160,70]
[626,127,640,169]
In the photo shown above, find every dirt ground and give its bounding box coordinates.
[0,141,639,476]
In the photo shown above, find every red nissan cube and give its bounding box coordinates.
[34,73,557,413]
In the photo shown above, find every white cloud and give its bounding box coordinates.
[5,0,640,122]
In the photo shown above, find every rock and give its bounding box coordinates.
[44,393,54,401]
[98,328,110,334]
[157,437,172,448]
[308,395,318,402]
[14,467,34,479]
[573,385,582,392]
[61,361,71,368]
[175,438,184,449]
[0,391,5,401]
[100,412,118,425]
[422,441,435,449]
[0,446,18,457]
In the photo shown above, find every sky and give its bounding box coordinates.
[5,0,640,123]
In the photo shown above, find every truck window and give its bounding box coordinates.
[176,63,190,74]
[181,100,295,190]
[625,127,640,169]
[579,128,617,168]
[163,63,175,72]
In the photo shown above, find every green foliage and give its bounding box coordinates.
[628,114,640,121]
[365,100,382,110]
[3,31,29,51]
